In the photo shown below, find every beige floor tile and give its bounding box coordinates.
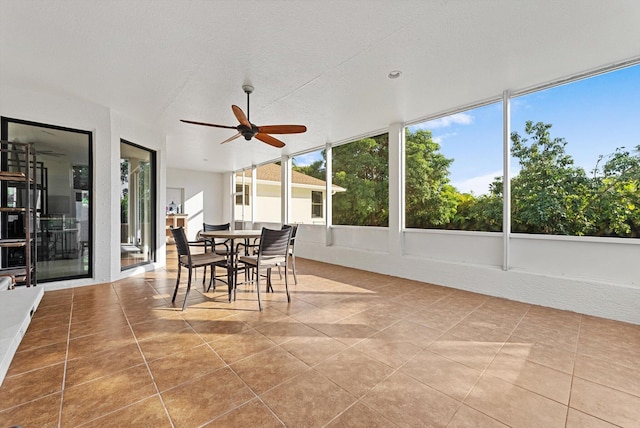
[361,371,460,427]
[325,402,397,427]
[203,398,284,427]
[209,327,277,364]
[67,326,136,359]
[465,375,567,427]
[314,348,395,398]
[65,342,145,387]
[6,341,68,376]
[484,352,572,404]
[129,316,191,342]
[252,316,324,344]
[400,349,482,400]
[138,327,206,362]
[574,354,640,398]
[60,364,157,426]
[230,346,310,394]
[2,257,639,427]
[0,363,64,411]
[147,343,225,392]
[162,367,255,427]
[261,370,356,427]
[0,392,61,428]
[501,337,576,374]
[280,333,349,366]
[18,323,69,352]
[570,377,640,427]
[428,334,502,371]
[447,405,509,428]
[79,395,172,427]
[565,408,619,428]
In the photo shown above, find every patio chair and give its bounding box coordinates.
[236,227,292,310]
[280,224,299,284]
[170,227,227,311]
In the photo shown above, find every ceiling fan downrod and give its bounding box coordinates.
[242,84,254,123]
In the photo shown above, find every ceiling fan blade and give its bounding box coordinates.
[231,105,251,128]
[257,125,307,134]
[255,133,285,148]
[220,132,241,145]
[180,119,237,130]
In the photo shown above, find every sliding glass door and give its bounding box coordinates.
[120,140,156,269]
[1,117,92,281]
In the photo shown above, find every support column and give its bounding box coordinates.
[502,90,511,271]
[325,143,332,246]
[388,122,404,256]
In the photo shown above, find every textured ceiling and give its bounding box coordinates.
[1,0,639,172]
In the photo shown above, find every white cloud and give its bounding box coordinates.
[424,113,474,129]
[452,170,502,195]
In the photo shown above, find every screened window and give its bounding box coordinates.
[332,133,388,227]
[510,64,640,237]
[291,148,327,224]
[254,162,281,224]
[405,102,503,231]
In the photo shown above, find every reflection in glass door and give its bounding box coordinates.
[120,140,155,269]
[1,117,92,282]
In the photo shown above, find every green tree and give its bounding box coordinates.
[510,121,591,235]
[293,158,326,181]
[404,129,458,228]
[587,145,640,237]
[332,134,389,226]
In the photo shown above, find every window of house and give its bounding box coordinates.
[311,191,323,218]
[235,184,249,205]
[405,102,503,231]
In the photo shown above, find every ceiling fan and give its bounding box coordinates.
[181,85,307,148]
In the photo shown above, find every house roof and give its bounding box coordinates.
[237,163,345,191]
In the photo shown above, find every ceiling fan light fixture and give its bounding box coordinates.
[388,70,402,79]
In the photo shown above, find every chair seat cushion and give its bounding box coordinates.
[180,253,225,267]
[238,255,286,267]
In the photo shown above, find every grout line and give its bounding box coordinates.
[56,293,74,428]
[117,284,176,428]
[564,314,583,427]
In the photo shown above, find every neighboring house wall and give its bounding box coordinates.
[234,181,327,225]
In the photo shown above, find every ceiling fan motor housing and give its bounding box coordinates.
[239,124,258,140]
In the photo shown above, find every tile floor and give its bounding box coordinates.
[1,257,639,427]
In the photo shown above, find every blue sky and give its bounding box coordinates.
[295,63,640,195]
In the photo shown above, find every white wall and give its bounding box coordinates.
[1,85,114,288]
[295,224,640,324]
[0,85,168,287]
[166,168,224,241]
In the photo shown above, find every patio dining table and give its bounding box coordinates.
[200,229,262,301]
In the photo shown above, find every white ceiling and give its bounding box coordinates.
[1,0,639,173]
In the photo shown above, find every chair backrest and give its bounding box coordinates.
[170,227,191,258]
[281,224,298,246]
[203,222,230,232]
[203,223,230,245]
[259,227,292,257]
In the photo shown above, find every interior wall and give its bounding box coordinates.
[166,168,224,240]
[0,85,113,288]
[111,111,166,278]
